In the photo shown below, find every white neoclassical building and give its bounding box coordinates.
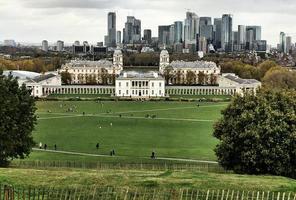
[159,48,221,85]
[218,73,262,94]
[115,71,165,98]
[59,47,123,84]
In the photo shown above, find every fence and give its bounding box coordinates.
[0,185,295,200]
[11,160,227,173]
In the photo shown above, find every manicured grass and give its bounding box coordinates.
[1,168,296,191]
[48,94,111,98]
[31,101,227,162]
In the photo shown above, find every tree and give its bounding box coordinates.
[186,70,196,85]
[213,89,296,178]
[61,71,72,85]
[0,71,37,167]
[163,66,174,85]
[197,71,206,85]
[262,67,296,91]
[209,73,218,85]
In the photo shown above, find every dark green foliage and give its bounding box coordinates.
[0,70,37,166]
[213,89,296,178]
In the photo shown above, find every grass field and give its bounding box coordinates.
[1,168,296,191]
[29,101,227,162]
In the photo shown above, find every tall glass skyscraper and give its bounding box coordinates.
[221,14,233,52]
[107,12,116,47]
[184,12,199,46]
[174,21,183,44]
[280,32,287,53]
[214,18,222,49]
[238,25,246,50]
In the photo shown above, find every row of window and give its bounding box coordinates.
[118,81,162,88]
[118,90,162,96]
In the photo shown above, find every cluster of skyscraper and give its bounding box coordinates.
[158,12,266,53]
[279,32,294,54]
[105,11,267,53]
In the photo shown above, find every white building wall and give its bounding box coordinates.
[115,79,165,98]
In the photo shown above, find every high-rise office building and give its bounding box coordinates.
[221,14,233,52]
[246,29,254,50]
[214,18,222,49]
[200,24,214,44]
[174,21,183,44]
[286,36,292,53]
[279,32,286,53]
[107,12,116,47]
[184,12,199,46]
[238,25,246,51]
[56,40,64,52]
[42,40,49,52]
[246,26,261,41]
[143,29,152,44]
[123,16,141,44]
[116,31,121,44]
[169,24,175,45]
[232,31,239,51]
[199,17,212,26]
[158,25,171,46]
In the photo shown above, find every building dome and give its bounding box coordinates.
[114,47,122,55]
[160,48,169,56]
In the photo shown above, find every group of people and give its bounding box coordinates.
[95,143,156,159]
[39,142,57,151]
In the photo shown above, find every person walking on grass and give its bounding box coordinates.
[54,144,57,151]
[96,143,99,150]
[39,142,42,149]
[44,144,47,150]
[151,151,156,159]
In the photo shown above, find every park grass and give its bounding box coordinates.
[0,168,296,192]
[32,101,227,162]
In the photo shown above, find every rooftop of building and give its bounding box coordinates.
[3,70,40,80]
[223,73,261,85]
[117,71,164,80]
[65,60,114,68]
[170,60,218,69]
[31,73,57,83]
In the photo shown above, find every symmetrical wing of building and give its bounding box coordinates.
[4,48,261,98]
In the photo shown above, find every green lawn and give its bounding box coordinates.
[30,101,227,162]
[1,168,296,192]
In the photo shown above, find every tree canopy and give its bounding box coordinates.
[0,70,37,166]
[213,89,296,178]
[262,67,296,91]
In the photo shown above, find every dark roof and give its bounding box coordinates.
[32,74,56,83]
[224,74,260,85]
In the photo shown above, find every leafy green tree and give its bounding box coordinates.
[262,67,296,91]
[213,89,296,178]
[163,66,174,85]
[197,72,206,85]
[61,71,72,85]
[186,70,196,85]
[0,71,37,167]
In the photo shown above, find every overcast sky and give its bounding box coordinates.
[0,0,295,46]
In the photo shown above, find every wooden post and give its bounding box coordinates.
[221,190,225,200]
[257,191,260,200]
[236,191,240,200]
[195,190,199,200]
[283,193,286,200]
[226,190,230,200]
[277,192,281,200]
[230,190,234,200]
[206,190,210,200]
[91,187,96,200]
[123,188,129,200]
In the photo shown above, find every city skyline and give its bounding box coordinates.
[0,0,295,46]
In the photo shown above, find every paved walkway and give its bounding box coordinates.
[32,148,218,164]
